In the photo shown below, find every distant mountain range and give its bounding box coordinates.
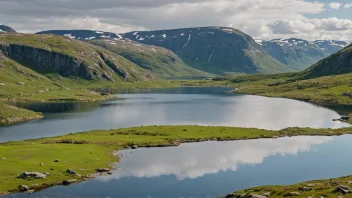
[0,25,16,33]
[120,27,294,75]
[37,30,120,40]
[256,38,348,70]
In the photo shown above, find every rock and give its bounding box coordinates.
[0,83,5,86]
[298,186,311,191]
[54,159,60,162]
[247,194,267,198]
[26,190,35,194]
[17,82,25,85]
[262,192,271,196]
[334,185,352,194]
[19,172,46,179]
[63,179,78,185]
[39,163,44,166]
[37,90,45,93]
[66,169,79,176]
[43,172,50,175]
[95,168,111,173]
[343,92,352,97]
[18,185,30,191]
[50,168,54,170]
[131,145,138,149]
[288,192,300,196]
[107,171,113,175]
[226,193,236,198]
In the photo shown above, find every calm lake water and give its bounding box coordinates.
[6,135,352,198]
[0,87,350,142]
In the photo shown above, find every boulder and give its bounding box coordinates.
[0,83,5,86]
[54,159,60,162]
[63,179,78,185]
[131,145,138,149]
[334,185,352,194]
[287,192,300,196]
[43,172,50,175]
[95,168,111,173]
[19,172,46,179]
[17,82,25,85]
[298,186,311,191]
[39,163,44,166]
[247,195,267,198]
[66,169,79,176]
[262,192,271,196]
[226,193,236,198]
[18,185,30,191]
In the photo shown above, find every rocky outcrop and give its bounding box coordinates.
[0,43,110,80]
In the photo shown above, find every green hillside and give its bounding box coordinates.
[89,39,211,78]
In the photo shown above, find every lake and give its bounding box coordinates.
[0,87,349,142]
[6,135,352,198]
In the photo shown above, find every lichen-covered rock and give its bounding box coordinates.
[18,172,46,179]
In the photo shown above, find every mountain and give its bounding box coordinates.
[256,38,348,70]
[0,33,155,82]
[313,40,349,54]
[300,44,352,78]
[89,39,211,78]
[36,30,120,40]
[121,27,293,75]
[0,25,16,33]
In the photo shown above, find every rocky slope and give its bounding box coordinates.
[89,39,211,78]
[121,27,293,75]
[0,25,16,33]
[257,39,348,70]
[36,30,120,40]
[0,33,154,82]
[301,44,352,78]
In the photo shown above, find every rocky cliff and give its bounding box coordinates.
[0,33,155,82]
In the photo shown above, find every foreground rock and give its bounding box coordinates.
[18,185,30,191]
[334,185,352,194]
[66,169,80,176]
[63,179,78,185]
[18,172,46,179]
[95,168,111,173]
[226,193,266,198]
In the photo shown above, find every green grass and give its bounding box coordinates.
[225,175,352,198]
[214,72,352,105]
[0,102,43,125]
[1,125,352,195]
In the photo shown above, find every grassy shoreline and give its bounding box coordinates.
[223,175,352,198]
[1,125,352,195]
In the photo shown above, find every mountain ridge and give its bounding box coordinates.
[121,26,294,75]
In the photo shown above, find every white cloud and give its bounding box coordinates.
[344,3,352,9]
[328,2,342,10]
[98,136,332,181]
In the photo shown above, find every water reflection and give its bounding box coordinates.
[0,87,350,142]
[9,135,352,198]
[103,136,332,181]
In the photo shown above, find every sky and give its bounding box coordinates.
[0,0,351,41]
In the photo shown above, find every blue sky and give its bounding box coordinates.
[306,0,352,19]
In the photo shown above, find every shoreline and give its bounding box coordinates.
[1,125,352,195]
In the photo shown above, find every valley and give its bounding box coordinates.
[0,21,352,198]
